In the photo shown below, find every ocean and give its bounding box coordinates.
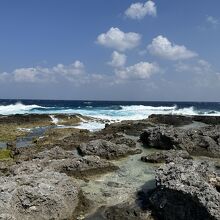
[0,99,220,120]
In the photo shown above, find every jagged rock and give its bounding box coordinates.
[148,114,220,126]
[141,150,192,163]
[140,127,177,150]
[148,114,193,126]
[102,120,153,136]
[10,159,46,175]
[178,126,220,157]
[192,115,220,125]
[48,155,118,177]
[0,160,15,176]
[34,146,76,160]
[149,158,220,220]
[0,114,52,125]
[140,126,220,158]
[78,139,142,160]
[11,155,118,178]
[6,142,19,157]
[0,170,79,220]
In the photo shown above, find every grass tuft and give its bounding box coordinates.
[0,149,12,160]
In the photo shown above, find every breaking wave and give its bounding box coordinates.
[0,102,48,115]
[0,102,220,122]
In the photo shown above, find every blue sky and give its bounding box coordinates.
[0,0,220,101]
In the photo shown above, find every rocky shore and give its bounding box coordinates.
[0,113,219,219]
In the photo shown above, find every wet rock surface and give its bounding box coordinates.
[149,158,220,220]
[86,202,154,220]
[141,150,192,163]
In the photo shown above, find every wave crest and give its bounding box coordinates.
[120,105,177,111]
[0,103,220,120]
[0,102,46,115]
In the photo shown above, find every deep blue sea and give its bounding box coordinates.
[0,99,220,122]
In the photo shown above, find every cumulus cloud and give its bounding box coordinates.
[115,61,160,80]
[108,51,127,67]
[14,67,54,83]
[52,60,85,82]
[148,35,197,60]
[125,0,157,20]
[0,60,90,83]
[97,27,141,51]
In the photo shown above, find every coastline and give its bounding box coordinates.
[0,113,219,219]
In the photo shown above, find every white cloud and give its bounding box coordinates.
[14,67,53,83]
[108,51,127,67]
[175,59,220,88]
[115,61,159,80]
[0,60,87,83]
[52,60,85,82]
[175,59,212,74]
[97,27,141,51]
[148,35,197,60]
[206,16,219,27]
[125,0,157,20]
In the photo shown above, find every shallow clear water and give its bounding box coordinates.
[76,136,158,217]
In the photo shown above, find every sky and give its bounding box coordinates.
[0,0,220,101]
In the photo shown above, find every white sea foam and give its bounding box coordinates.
[50,115,59,125]
[74,121,105,132]
[0,102,45,115]
[120,105,177,111]
[1,103,220,123]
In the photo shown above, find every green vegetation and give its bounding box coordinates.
[0,124,28,142]
[0,149,12,160]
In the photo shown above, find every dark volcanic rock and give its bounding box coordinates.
[148,114,193,126]
[34,146,76,160]
[103,120,153,136]
[48,155,118,177]
[141,150,192,163]
[6,142,20,157]
[140,125,220,158]
[180,129,220,157]
[78,139,142,160]
[148,114,220,126]
[112,137,137,148]
[11,155,118,178]
[192,115,220,125]
[140,127,177,150]
[0,170,79,220]
[149,158,220,220]
[0,114,52,125]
